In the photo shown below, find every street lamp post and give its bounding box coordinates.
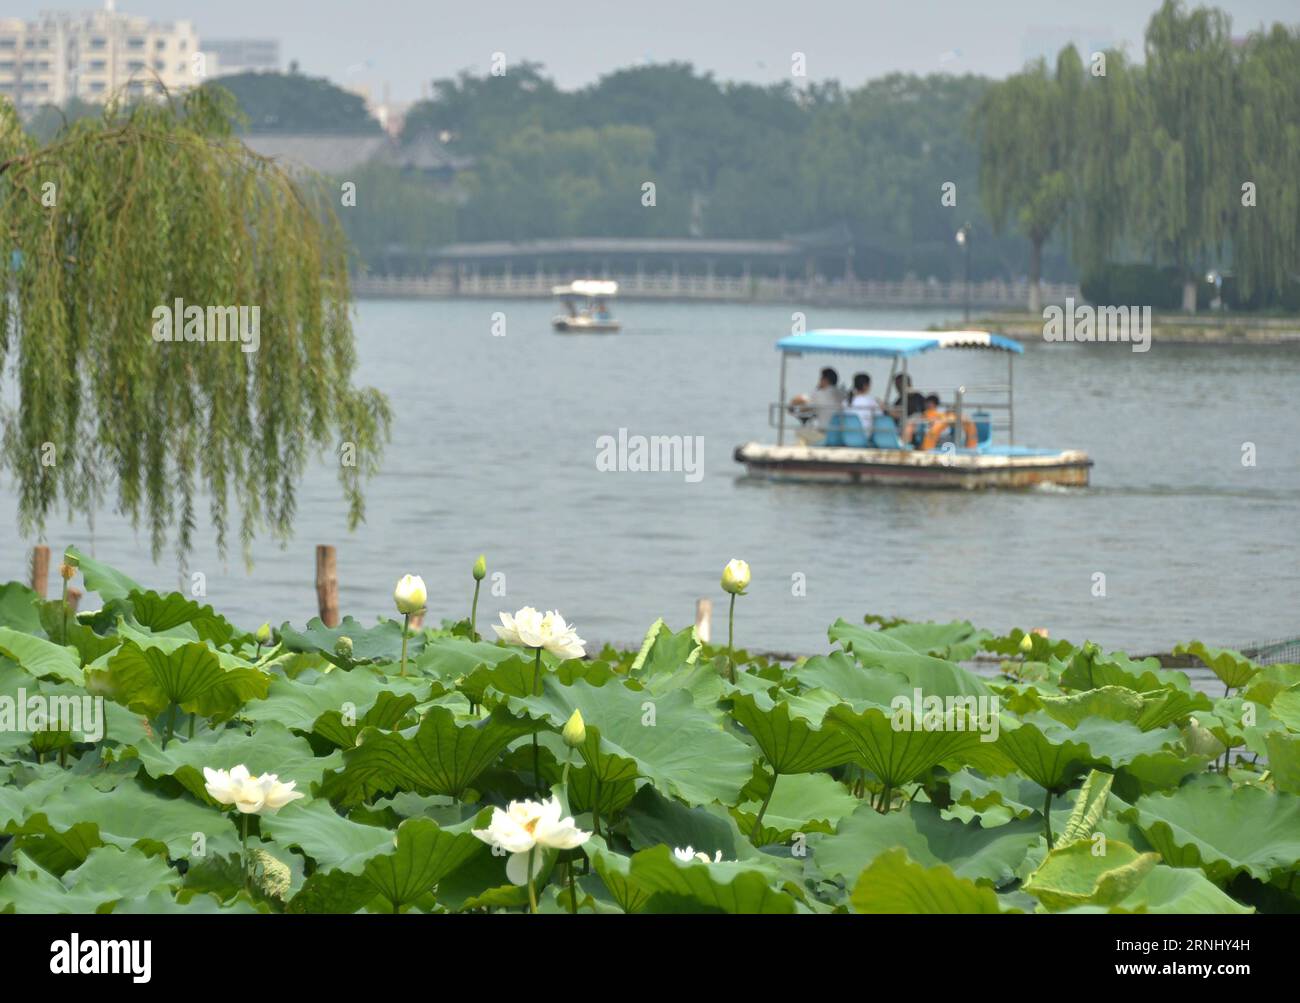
[955,223,971,324]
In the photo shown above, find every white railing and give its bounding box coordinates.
[352,271,1079,307]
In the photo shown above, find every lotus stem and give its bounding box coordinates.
[163,702,177,749]
[567,862,577,915]
[877,782,893,814]
[727,593,737,683]
[531,647,543,792]
[1043,788,1054,847]
[241,813,250,893]
[399,612,410,677]
[526,845,538,914]
[470,579,481,641]
[752,771,778,840]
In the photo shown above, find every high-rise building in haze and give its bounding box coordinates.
[204,38,281,77]
[0,7,198,115]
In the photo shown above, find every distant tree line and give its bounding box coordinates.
[976,0,1300,313]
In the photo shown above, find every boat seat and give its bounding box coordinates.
[825,413,870,448]
[973,411,992,446]
[870,415,903,449]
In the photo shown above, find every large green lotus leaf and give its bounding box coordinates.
[881,620,992,661]
[1060,651,1194,694]
[1025,686,1210,733]
[829,619,992,698]
[1115,750,1212,796]
[416,636,521,684]
[1173,641,1259,691]
[242,668,428,732]
[0,768,81,827]
[1243,667,1300,708]
[625,844,798,914]
[508,678,753,806]
[285,869,382,914]
[623,785,748,857]
[260,800,395,874]
[360,817,486,911]
[1118,776,1300,883]
[729,691,856,774]
[945,769,1044,825]
[279,616,426,668]
[1109,864,1255,914]
[643,660,727,709]
[734,771,859,844]
[132,720,341,802]
[0,849,174,914]
[4,778,238,860]
[557,727,640,818]
[849,848,1011,914]
[313,690,421,750]
[791,652,905,706]
[1022,838,1159,911]
[1264,731,1300,796]
[825,703,986,788]
[93,640,268,721]
[66,546,142,603]
[0,582,45,635]
[995,713,1179,791]
[319,705,535,805]
[589,840,654,914]
[1270,688,1300,732]
[815,801,1038,887]
[126,590,236,648]
[0,627,83,685]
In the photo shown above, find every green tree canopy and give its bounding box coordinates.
[206,71,383,134]
[0,87,391,563]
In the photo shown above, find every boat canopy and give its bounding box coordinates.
[776,329,1024,358]
[552,280,619,298]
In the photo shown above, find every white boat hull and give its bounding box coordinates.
[733,442,1092,489]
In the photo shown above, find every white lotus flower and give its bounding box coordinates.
[394,574,427,615]
[494,607,586,660]
[203,764,304,815]
[472,796,591,885]
[673,845,724,864]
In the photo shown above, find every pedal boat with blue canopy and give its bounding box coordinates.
[733,329,1092,489]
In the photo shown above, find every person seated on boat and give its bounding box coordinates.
[890,374,926,421]
[902,394,943,447]
[845,373,885,433]
[788,367,843,445]
[905,395,978,450]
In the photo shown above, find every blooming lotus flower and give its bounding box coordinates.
[721,559,751,595]
[473,796,591,885]
[674,846,724,864]
[495,607,586,660]
[394,574,427,615]
[203,764,304,815]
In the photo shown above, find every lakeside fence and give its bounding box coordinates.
[353,271,1079,308]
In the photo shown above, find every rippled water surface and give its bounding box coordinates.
[4,298,1298,656]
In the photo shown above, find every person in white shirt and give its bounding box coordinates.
[845,372,884,435]
[790,367,844,444]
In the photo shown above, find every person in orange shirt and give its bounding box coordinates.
[904,395,978,450]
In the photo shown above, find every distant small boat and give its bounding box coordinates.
[552,280,620,333]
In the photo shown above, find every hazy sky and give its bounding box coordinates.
[14,0,1299,102]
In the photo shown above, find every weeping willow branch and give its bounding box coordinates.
[0,86,391,565]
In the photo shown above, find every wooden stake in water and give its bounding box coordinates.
[315,545,340,627]
[695,597,712,645]
[29,545,50,598]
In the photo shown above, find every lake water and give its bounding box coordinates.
[3,298,1298,658]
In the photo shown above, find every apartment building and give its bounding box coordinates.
[0,8,199,115]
